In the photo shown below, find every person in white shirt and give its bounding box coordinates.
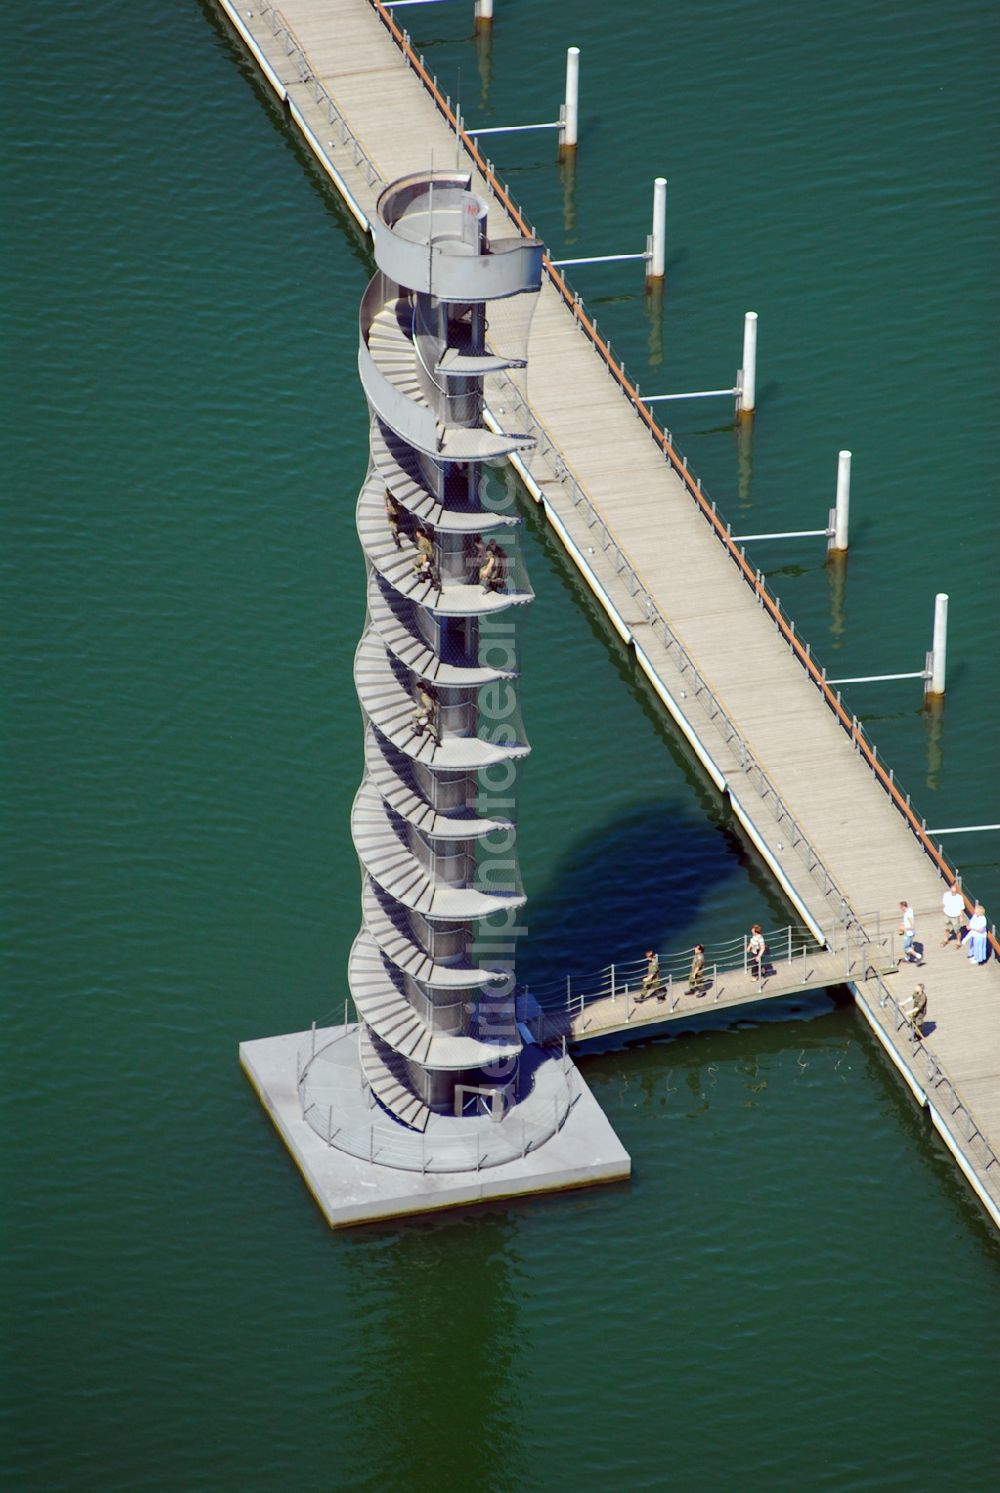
[898,900,921,964]
[941,883,966,949]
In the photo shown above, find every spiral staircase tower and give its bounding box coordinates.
[241,169,631,1218]
[346,171,544,1145]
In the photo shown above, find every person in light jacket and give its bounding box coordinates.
[962,904,989,965]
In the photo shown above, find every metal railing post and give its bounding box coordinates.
[610,963,616,1002]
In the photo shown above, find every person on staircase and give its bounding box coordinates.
[410,682,439,746]
[412,527,439,589]
[384,489,402,549]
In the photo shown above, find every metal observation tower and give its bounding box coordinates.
[297,171,577,1172]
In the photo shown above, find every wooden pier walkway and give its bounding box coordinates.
[215,0,1000,1226]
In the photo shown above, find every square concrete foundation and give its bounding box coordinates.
[240,1026,631,1229]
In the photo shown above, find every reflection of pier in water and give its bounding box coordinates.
[219,0,1000,1231]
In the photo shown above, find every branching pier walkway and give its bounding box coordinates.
[216,0,1000,1227]
[526,917,897,1047]
[560,949,873,1046]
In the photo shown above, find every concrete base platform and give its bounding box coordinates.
[240,1026,631,1229]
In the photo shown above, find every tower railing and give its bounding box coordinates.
[298,1033,578,1172]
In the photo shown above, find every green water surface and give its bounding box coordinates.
[3,2,998,1489]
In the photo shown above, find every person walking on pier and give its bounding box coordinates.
[638,949,660,1002]
[688,943,705,997]
[942,882,966,948]
[962,903,989,965]
[898,900,921,964]
[906,982,928,1042]
[747,925,767,979]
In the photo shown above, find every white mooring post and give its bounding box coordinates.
[474,0,494,22]
[561,47,580,151]
[829,449,851,553]
[648,176,666,281]
[738,311,757,415]
[926,592,948,697]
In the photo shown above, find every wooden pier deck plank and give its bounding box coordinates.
[218,0,1000,1222]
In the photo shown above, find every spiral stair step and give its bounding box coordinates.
[354,630,530,770]
[367,571,514,687]
[366,308,432,413]
[437,348,526,376]
[370,421,518,534]
[358,479,534,615]
[364,726,511,841]
[351,779,526,919]
[366,303,533,462]
[351,931,521,1071]
[350,933,434,1064]
[359,1024,431,1133]
[361,875,504,990]
[370,364,428,407]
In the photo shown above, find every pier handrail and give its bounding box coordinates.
[525,913,897,1014]
[260,1,384,190]
[863,968,1000,1206]
[368,0,997,960]
[526,923,821,1003]
[493,373,860,932]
